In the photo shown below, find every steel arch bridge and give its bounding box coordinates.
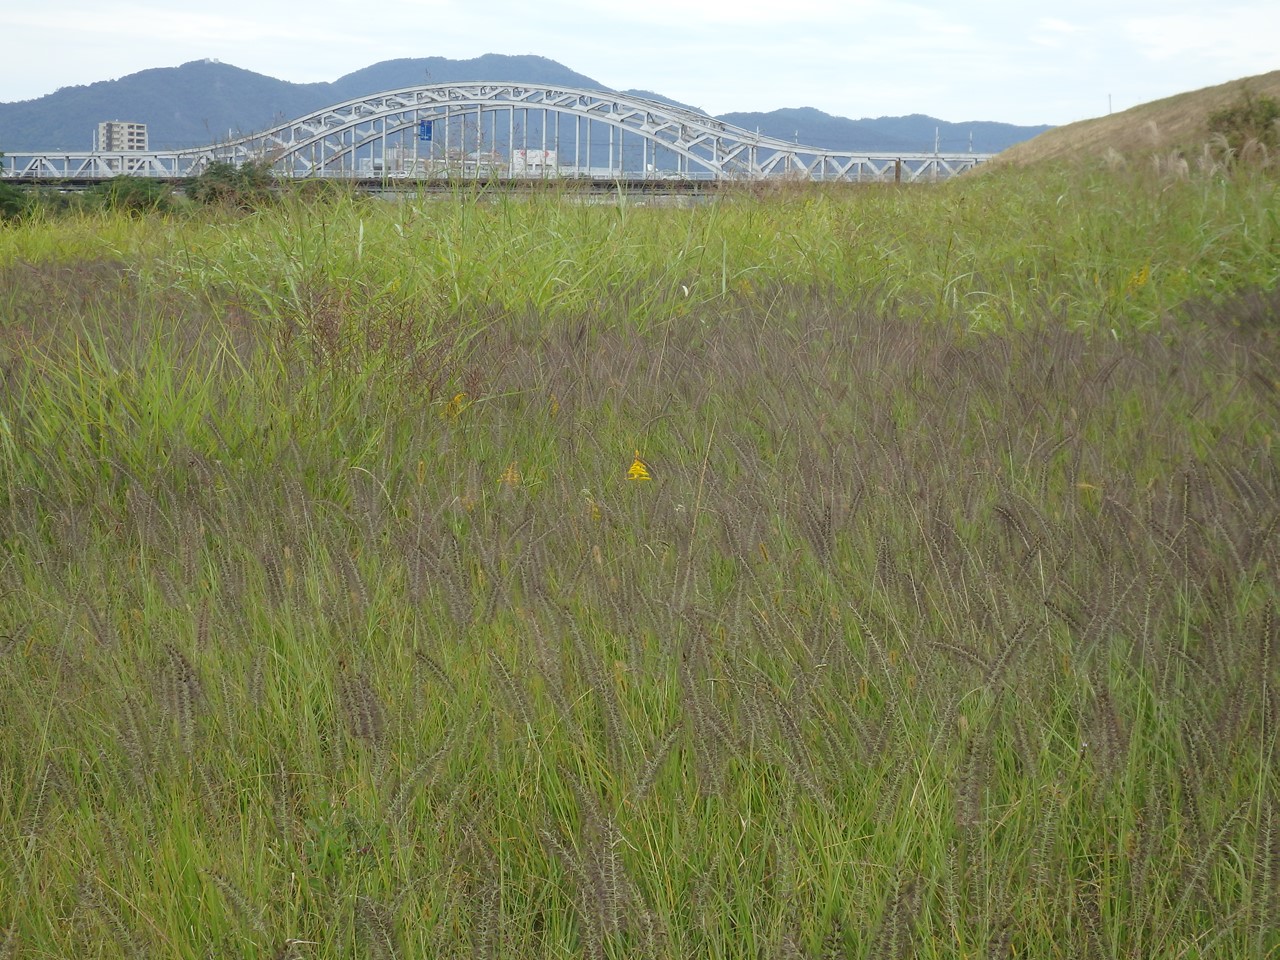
[3,83,992,184]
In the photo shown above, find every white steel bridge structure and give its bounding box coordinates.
[3,83,992,184]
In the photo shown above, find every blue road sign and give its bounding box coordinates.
[418,120,433,142]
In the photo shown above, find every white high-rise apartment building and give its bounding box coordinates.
[96,121,148,151]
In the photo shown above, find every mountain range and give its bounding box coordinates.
[0,55,1052,154]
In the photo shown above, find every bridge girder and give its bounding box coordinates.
[3,83,992,183]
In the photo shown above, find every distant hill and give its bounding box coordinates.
[718,106,1049,155]
[0,56,602,151]
[0,56,1052,154]
[325,55,602,112]
[1,61,327,150]
[619,90,706,114]
[993,69,1280,167]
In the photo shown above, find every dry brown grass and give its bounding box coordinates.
[990,69,1280,168]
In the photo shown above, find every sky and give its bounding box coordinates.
[1,1,1277,126]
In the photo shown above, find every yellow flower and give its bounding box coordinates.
[627,450,652,481]
[1125,263,1151,295]
[498,461,521,487]
[441,392,469,420]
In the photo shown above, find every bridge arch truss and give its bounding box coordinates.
[4,83,991,183]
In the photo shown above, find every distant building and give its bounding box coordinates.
[511,149,557,176]
[96,121,148,152]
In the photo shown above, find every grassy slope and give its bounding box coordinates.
[0,160,1278,958]
[992,69,1280,167]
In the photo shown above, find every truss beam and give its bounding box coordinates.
[3,83,992,183]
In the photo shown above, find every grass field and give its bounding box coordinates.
[1,161,1278,958]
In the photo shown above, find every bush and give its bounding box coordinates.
[287,176,362,204]
[1207,90,1280,159]
[88,176,174,216]
[0,181,25,222]
[187,159,276,209]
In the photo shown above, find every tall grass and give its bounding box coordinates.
[1,161,1278,957]
[3,163,1277,334]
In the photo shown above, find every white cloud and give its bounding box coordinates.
[1031,17,1086,48]
[548,0,886,26]
[8,8,372,46]
[1124,9,1280,67]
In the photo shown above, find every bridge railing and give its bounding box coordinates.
[1,151,990,184]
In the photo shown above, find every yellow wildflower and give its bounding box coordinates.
[627,450,653,481]
[498,461,521,487]
[1125,263,1151,295]
[441,392,469,420]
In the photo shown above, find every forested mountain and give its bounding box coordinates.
[719,106,1051,154]
[0,56,1050,153]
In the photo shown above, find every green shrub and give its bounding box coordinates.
[286,176,363,204]
[187,159,276,209]
[0,181,24,222]
[88,176,174,216]
[1207,89,1280,158]
[0,183,80,223]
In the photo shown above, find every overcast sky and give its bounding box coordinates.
[1,1,1276,126]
